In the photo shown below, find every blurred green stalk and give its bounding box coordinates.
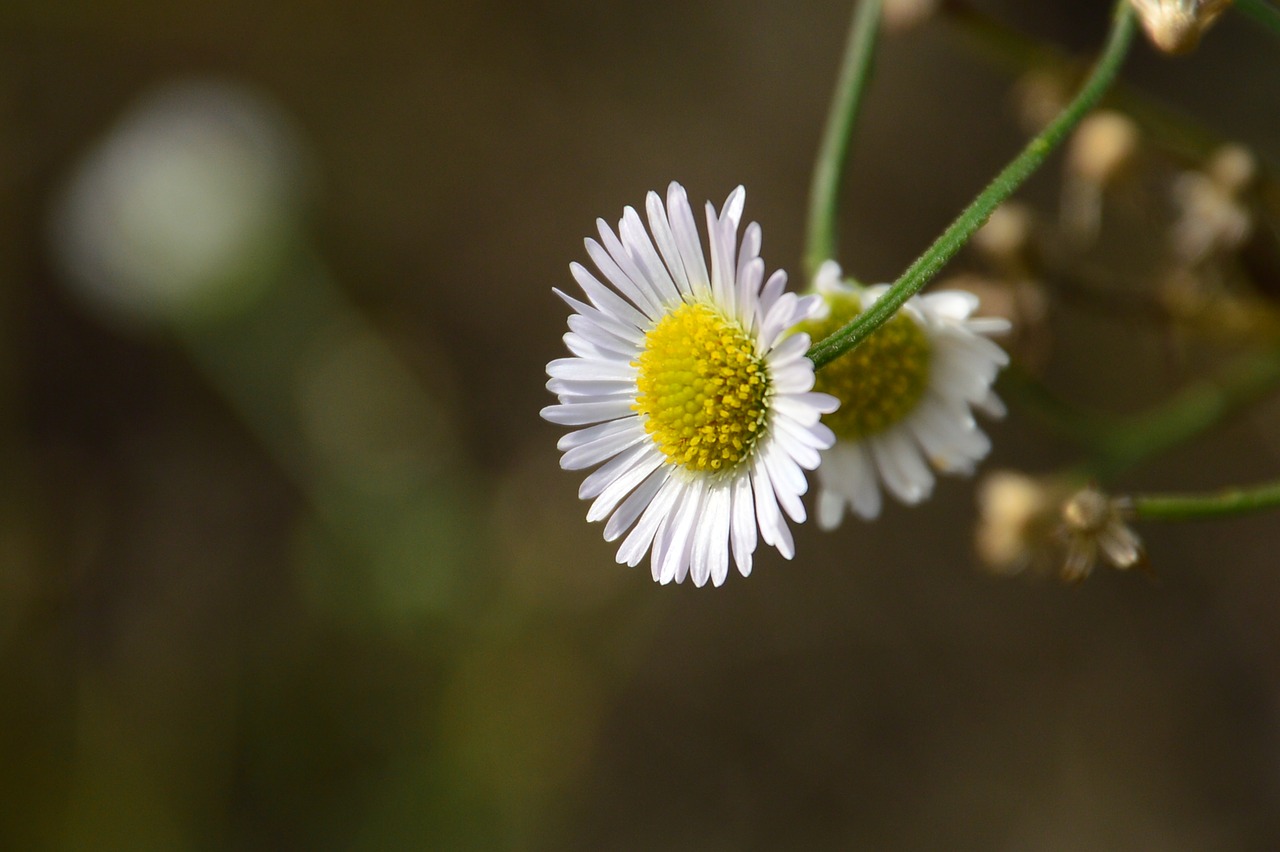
[1132,478,1280,520]
[1237,0,1280,39]
[804,0,882,282]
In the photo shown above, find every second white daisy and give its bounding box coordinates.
[799,261,1010,529]
[541,183,838,587]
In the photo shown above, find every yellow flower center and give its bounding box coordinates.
[633,301,770,473]
[799,291,931,440]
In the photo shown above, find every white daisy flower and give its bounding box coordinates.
[799,261,1010,530]
[540,183,838,587]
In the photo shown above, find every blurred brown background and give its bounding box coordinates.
[3,0,1280,848]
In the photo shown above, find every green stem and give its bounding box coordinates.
[1132,478,1280,521]
[804,0,883,282]
[807,0,1137,370]
[1237,0,1280,39]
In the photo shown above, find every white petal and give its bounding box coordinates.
[771,392,829,428]
[593,219,667,316]
[817,487,846,531]
[966,317,1012,336]
[737,255,764,330]
[920,290,978,320]
[666,182,710,299]
[729,474,757,579]
[762,446,807,523]
[554,287,644,345]
[619,205,680,305]
[586,449,665,521]
[578,441,653,499]
[706,484,733,587]
[705,199,739,315]
[843,443,883,520]
[771,416,823,470]
[561,423,649,471]
[546,378,633,399]
[546,357,635,383]
[870,431,935,505]
[582,241,661,322]
[751,460,784,554]
[541,399,635,426]
[566,315,638,357]
[563,328,632,361]
[657,480,703,585]
[720,185,745,231]
[758,291,800,348]
[603,466,669,541]
[571,259,652,329]
[771,360,819,394]
[645,190,692,298]
[617,475,683,566]
[759,269,787,318]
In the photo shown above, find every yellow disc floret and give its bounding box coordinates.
[798,291,931,440]
[633,301,770,474]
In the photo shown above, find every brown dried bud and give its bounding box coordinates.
[1059,487,1145,583]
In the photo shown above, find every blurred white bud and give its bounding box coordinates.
[1061,110,1141,246]
[1171,144,1255,265]
[976,470,1060,575]
[1068,111,1141,187]
[1206,143,1257,196]
[50,79,308,326]
[973,202,1036,273]
[1129,0,1232,54]
[1014,72,1072,134]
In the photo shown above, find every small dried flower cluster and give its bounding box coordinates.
[1129,0,1233,54]
[976,473,1146,583]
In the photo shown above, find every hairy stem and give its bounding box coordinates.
[1131,478,1280,521]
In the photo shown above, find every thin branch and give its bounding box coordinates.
[808,0,1138,370]
[1131,477,1280,520]
[804,0,884,281]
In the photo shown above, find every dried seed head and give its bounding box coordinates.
[1129,0,1233,55]
[1059,486,1145,582]
[882,0,940,32]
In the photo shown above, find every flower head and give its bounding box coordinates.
[541,183,838,587]
[1059,486,1146,583]
[798,262,1009,529]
